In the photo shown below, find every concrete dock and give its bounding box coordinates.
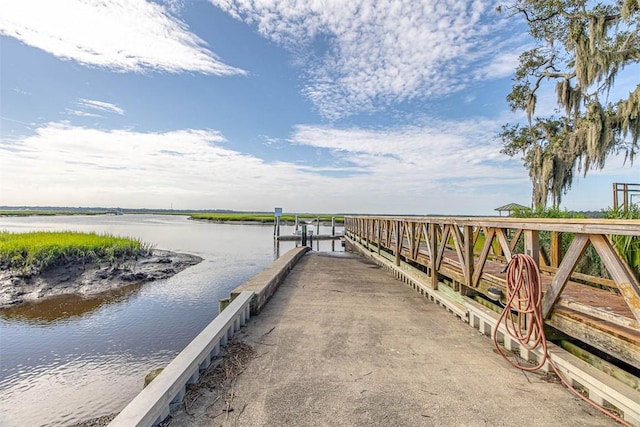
[169,251,616,426]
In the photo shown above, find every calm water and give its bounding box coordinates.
[0,215,343,426]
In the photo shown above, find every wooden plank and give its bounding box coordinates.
[509,228,523,252]
[345,216,640,235]
[429,224,438,289]
[550,231,561,268]
[495,228,513,260]
[436,225,450,271]
[464,225,474,288]
[524,230,540,267]
[548,307,640,369]
[395,221,402,266]
[590,234,640,322]
[558,340,640,391]
[450,225,466,283]
[472,228,495,288]
[542,234,590,318]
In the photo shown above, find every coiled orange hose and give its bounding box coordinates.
[493,254,632,426]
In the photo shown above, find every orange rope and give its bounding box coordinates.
[493,254,632,426]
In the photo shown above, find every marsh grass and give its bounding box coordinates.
[0,210,104,216]
[191,213,344,223]
[0,231,154,274]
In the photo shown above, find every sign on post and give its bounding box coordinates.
[274,207,283,218]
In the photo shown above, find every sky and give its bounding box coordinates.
[0,0,638,215]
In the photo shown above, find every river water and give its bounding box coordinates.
[0,215,343,427]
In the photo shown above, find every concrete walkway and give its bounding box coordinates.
[170,252,615,426]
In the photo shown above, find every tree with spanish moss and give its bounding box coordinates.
[499,0,640,209]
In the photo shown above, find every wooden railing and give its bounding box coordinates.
[344,216,640,370]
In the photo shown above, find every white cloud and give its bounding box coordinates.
[2,120,636,213]
[65,109,103,118]
[0,120,537,214]
[474,51,521,81]
[0,0,245,75]
[211,0,514,118]
[78,99,125,116]
[162,0,186,15]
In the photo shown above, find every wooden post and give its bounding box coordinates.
[316,216,320,235]
[276,216,280,237]
[331,217,335,236]
[395,221,401,266]
[377,219,382,255]
[430,224,438,289]
[524,230,539,267]
[295,215,299,233]
[541,234,589,318]
[463,225,474,289]
[550,231,561,267]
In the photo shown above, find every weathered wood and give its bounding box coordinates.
[589,234,640,321]
[472,228,496,288]
[395,221,402,266]
[548,307,640,369]
[509,228,523,253]
[550,231,561,268]
[524,230,540,268]
[558,340,640,392]
[348,216,640,235]
[345,215,640,368]
[542,234,590,318]
[429,224,438,289]
[450,225,466,281]
[495,228,513,261]
[436,225,450,272]
[464,226,474,288]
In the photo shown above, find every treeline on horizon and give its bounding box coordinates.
[0,205,615,219]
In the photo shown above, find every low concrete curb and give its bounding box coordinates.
[224,246,310,315]
[108,291,253,427]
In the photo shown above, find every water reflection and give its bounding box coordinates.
[0,283,143,324]
[0,215,344,427]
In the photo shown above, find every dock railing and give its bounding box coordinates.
[344,216,640,367]
[108,291,253,427]
[345,215,640,424]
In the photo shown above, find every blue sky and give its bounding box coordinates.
[0,0,637,215]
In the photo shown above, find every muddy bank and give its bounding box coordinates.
[0,250,202,308]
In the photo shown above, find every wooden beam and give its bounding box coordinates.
[524,230,540,267]
[395,221,402,266]
[436,225,450,271]
[589,234,640,322]
[472,228,496,288]
[451,225,465,272]
[550,231,561,268]
[509,228,523,252]
[464,225,474,288]
[495,228,513,260]
[541,234,590,318]
[429,224,438,289]
[548,307,640,369]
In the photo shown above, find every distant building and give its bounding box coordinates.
[494,203,530,217]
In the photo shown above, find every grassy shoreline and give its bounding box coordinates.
[0,210,345,223]
[0,231,153,274]
[0,210,107,216]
